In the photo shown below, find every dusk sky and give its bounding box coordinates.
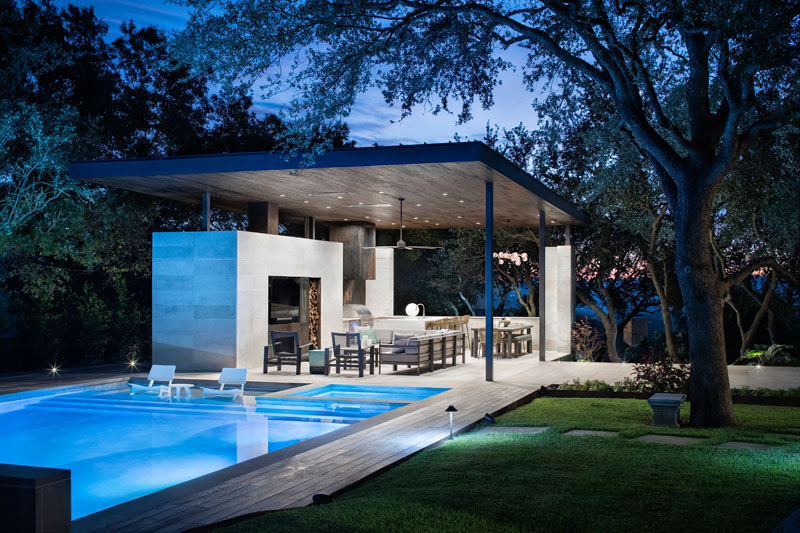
[53,0,539,147]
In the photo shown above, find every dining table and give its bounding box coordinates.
[471,322,533,358]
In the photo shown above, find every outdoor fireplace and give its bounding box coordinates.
[268,276,322,349]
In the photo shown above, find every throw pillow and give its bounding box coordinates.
[389,332,414,353]
[392,332,414,346]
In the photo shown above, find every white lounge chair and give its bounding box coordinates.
[200,368,247,399]
[129,364,176,397]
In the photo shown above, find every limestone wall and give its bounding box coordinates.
[152,231,343,371]
[366,248,394,316]
[544,245,575,354]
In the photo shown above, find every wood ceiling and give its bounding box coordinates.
[69,142,587,229]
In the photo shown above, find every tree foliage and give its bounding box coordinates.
[0,0,346,370]
[174,0,800,426]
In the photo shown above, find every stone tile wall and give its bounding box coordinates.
[544,245,576,354]
[152,231,343,371]
[366,248,394,316]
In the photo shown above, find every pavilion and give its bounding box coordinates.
[69,141,587,381]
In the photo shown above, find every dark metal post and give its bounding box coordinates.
[539,211,546,361]
[485,181,494,381]
[565,225,571,245]
[202,192,211,231]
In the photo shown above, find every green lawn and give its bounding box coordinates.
[216,399,800,533]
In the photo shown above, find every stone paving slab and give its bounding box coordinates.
[769,433,800,440]
[718,441,776,451]
[565,429,618,437]
[635,434,706,446]
[476,426,549,435]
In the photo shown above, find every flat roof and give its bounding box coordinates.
[69,142,587,229]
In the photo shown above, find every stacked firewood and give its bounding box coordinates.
[309,279,321,349]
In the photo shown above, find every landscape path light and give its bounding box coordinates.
[445,405,458,440]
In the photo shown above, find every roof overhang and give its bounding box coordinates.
[69,142,587,229]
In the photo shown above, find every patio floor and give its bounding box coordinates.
[3,355,798,532]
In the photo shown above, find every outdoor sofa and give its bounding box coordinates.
[356,327,465,374]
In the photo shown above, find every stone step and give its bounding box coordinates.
[635,434,706,446]
[564,429,618,437]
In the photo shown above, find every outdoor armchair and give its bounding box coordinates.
[331,332,375,378]
[264,331,312,375]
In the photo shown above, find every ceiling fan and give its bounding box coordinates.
[364,197,442,251]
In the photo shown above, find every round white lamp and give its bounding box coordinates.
[405,302,420,317]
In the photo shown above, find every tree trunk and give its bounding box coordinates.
[673,191,737,427]
[602,315,621,363]
[649,260,678,359]
[736,272,778,355]
[646,205,678,359]
[575,289,621,363]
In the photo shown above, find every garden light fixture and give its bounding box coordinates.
[445,405,458,440]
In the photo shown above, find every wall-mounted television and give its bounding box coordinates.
[269,277,301,324]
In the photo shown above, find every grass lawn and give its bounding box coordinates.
[216,399,800,533]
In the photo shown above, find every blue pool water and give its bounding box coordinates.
[0,383,406,519]
[290,384,449,401]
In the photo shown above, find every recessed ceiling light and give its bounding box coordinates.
[307,194,313,196]
[425,219,429,222]
[358,202,364,205]
[435,223,439,226]
[376,219,381,222]
[325,206,331,209]
[303,200,309,203]
[459,200,464,203]
[442,193,448,196]
[416,204,421,207]
[379,191,384,194]
[337,196,343,199]
[551,220,556,223]
[457,216,462,219]
[344,218,349,221]
[391,222,396,225]
[402,225,406,228]
[475,222,480,225]
[365,216,370,219]
[280,194,286,197]
[413,217,418,220]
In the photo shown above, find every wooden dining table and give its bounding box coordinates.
[471,323,533,358]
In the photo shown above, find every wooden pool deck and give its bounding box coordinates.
[3,355,798,532]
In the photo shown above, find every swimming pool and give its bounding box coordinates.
[0,383,407,519]
[290,384,449,402]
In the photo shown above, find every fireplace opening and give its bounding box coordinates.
[268,276,321,349]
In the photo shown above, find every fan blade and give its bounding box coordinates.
[362,246,399,250]
[406,246,443,250]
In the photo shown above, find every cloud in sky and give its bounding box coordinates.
[62,0,542,146]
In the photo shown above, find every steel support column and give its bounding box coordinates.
[485,181,494,381]
[539,211,546,361]
[202,192,211,231]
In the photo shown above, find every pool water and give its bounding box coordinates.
[290,384,449,402]
[0,384,407,519]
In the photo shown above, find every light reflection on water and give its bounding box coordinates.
[0,386,356,519]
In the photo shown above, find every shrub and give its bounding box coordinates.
[572,318,604,362]
[731,344,799,366]
[623,331,689,363]
[556,379,614,392]
[621,354,690,394]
